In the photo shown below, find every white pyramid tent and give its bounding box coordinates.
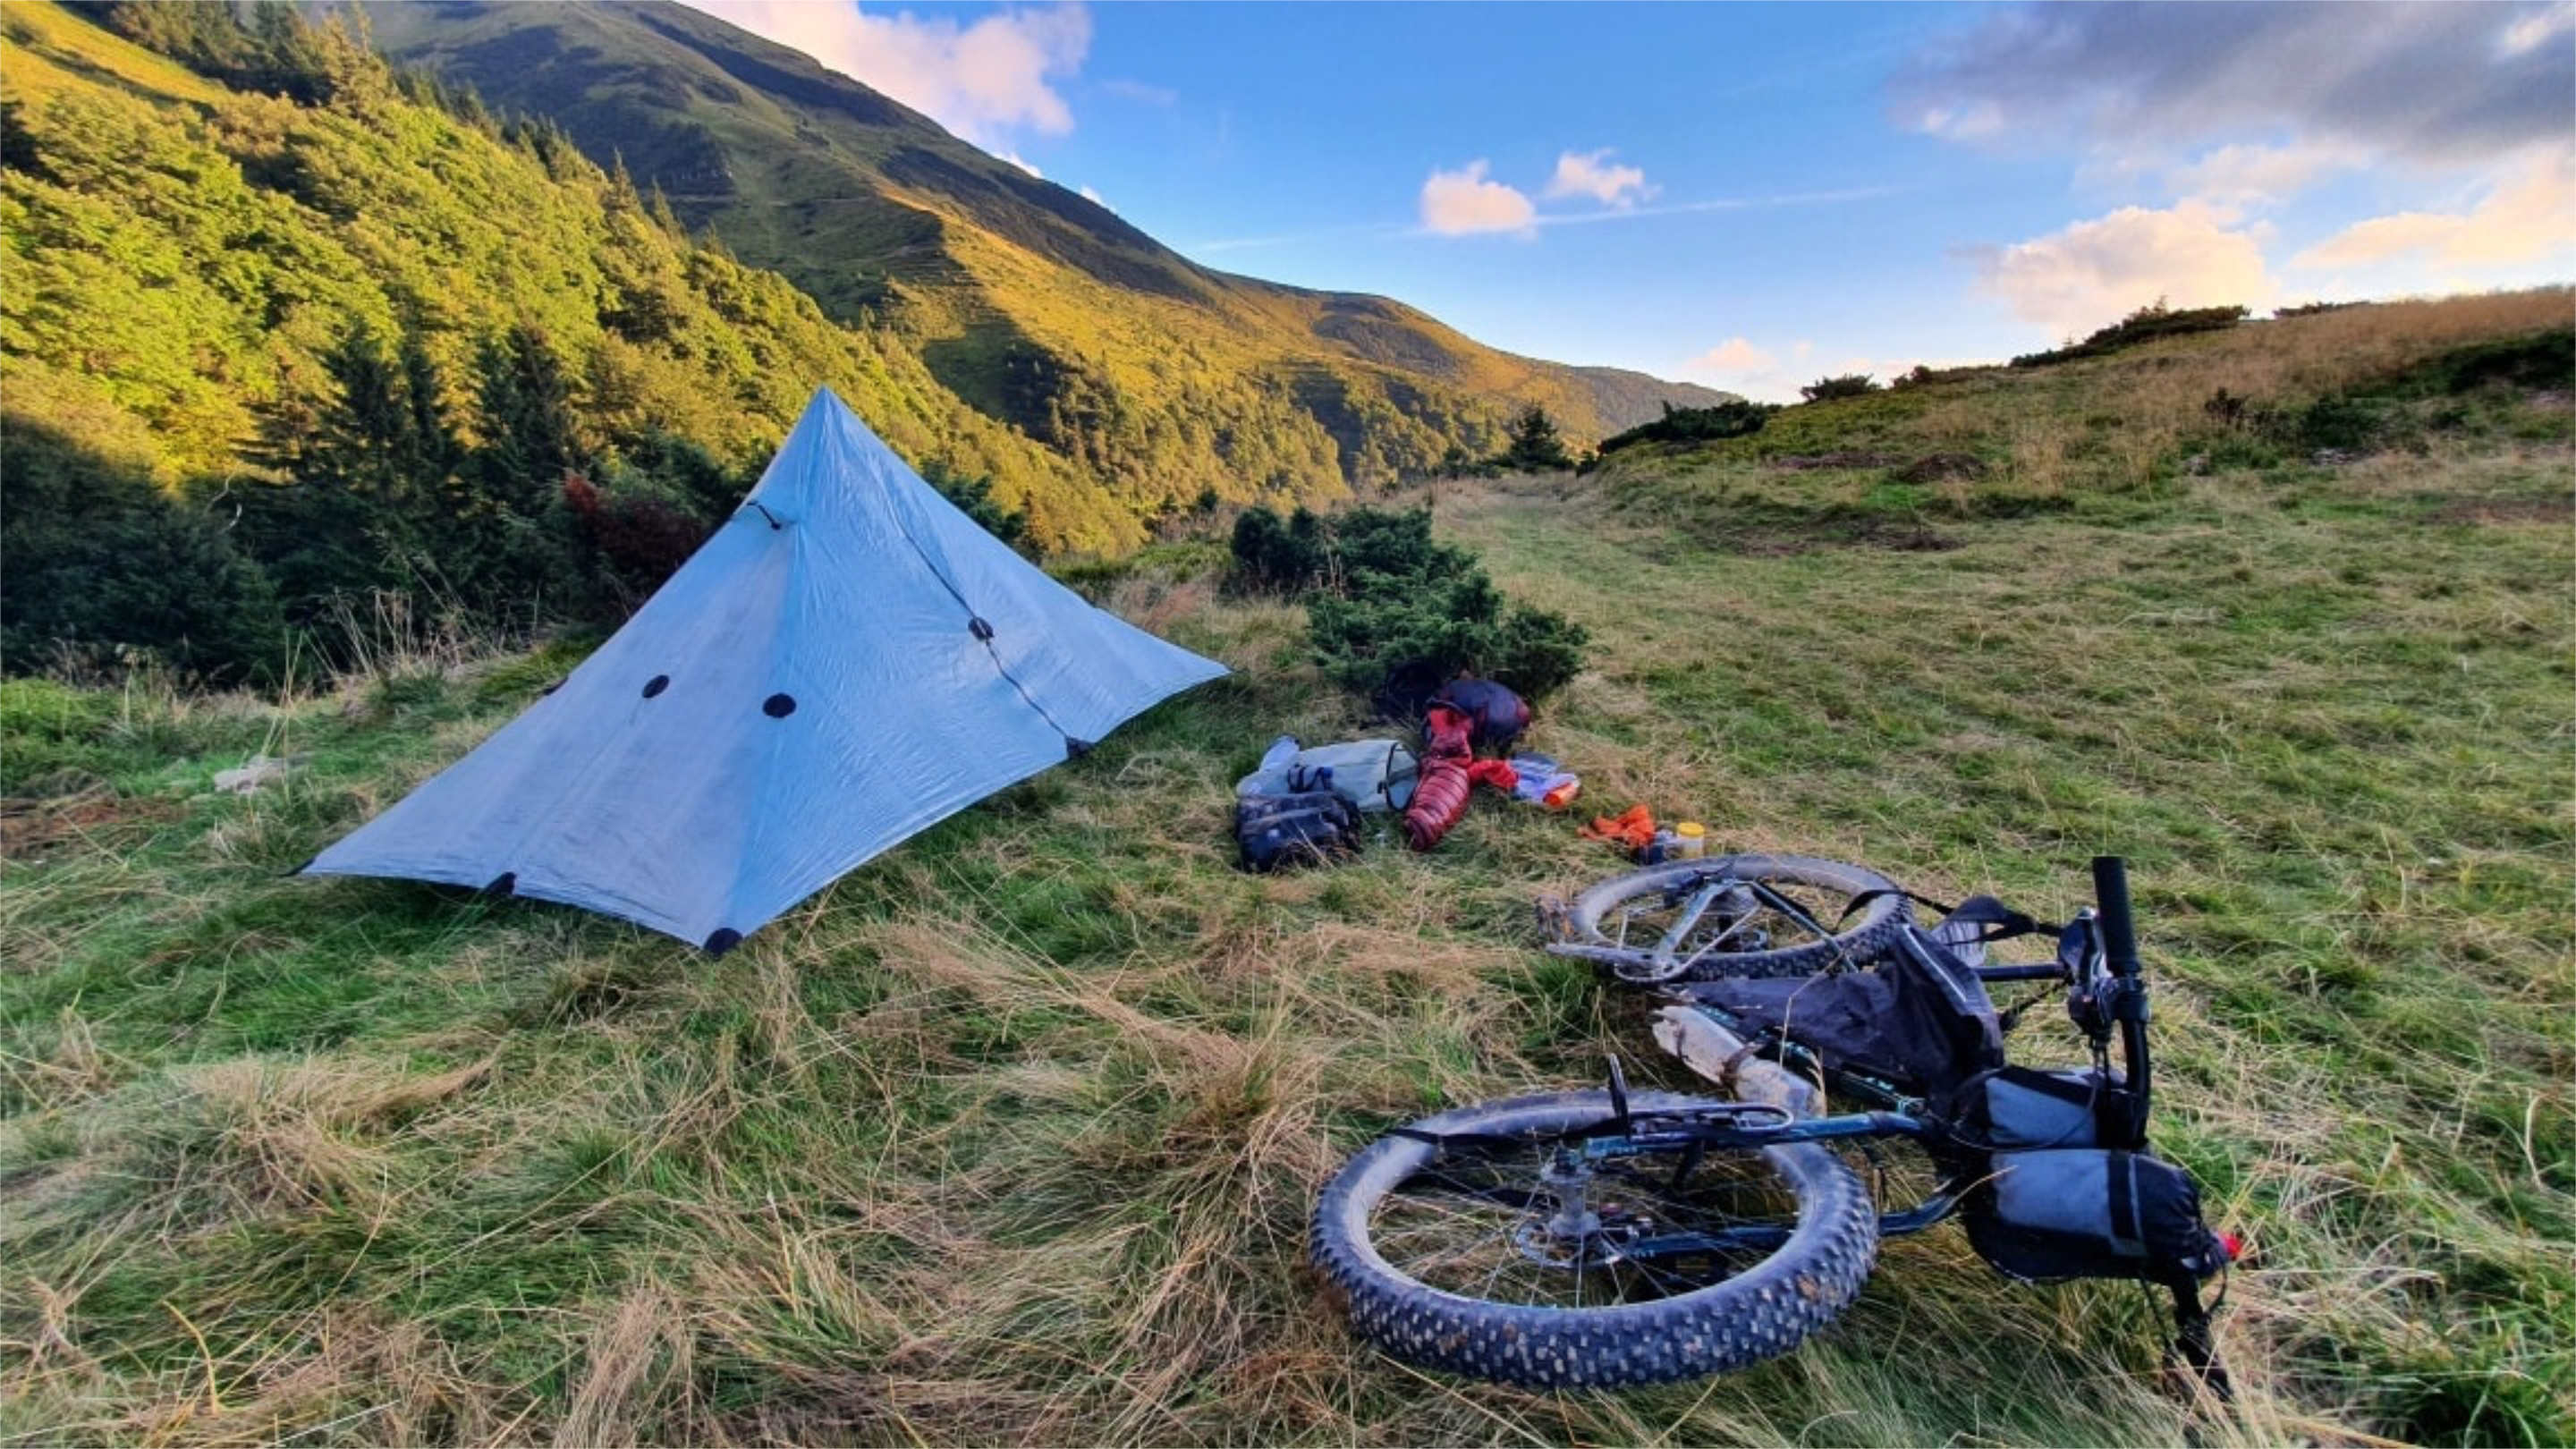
[303,387,1227,951]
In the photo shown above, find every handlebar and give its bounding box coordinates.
[2091,856,2140,982]
[2091,855,2152,1146]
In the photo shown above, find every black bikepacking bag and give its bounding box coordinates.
[1948,1064,2142,1152]
[1234,789,1360,873]
[1964,1148,2231,1286]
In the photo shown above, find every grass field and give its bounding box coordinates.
[3,302,2572,1446]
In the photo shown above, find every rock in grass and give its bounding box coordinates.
[214,755,304,794]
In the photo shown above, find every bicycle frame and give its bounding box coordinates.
[1323,856,2228,1397]
[1558,856,2157,1269]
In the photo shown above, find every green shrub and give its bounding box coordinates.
[1597,399,1773,455]
[2298,395,2386,453]
[1309,586,1587,700]
[2012,302,2249,369]
[0,419,288,685]
[2407,330,2574,395]
[1492,602,1589,699]
[1232,504,1587,700]
[1326,505,1477,590]
[1800,374,1880,402]
[1227,505,1327,593]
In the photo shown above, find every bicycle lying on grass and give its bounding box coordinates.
[1312,856,2237,1393]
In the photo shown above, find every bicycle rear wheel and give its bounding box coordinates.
[1553,853,1912,982]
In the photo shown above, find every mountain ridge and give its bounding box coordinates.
[357,0,1729,515]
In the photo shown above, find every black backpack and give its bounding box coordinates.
[1234,789,1360,872]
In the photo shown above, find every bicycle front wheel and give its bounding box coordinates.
[1311,1089,1879,1389]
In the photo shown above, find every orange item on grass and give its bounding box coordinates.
[1465,758,1519,792]
[1580,804,1657,854]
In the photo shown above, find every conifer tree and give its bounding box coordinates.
[645,182,683,236]
[472,323,583,512]
[314,321,412,496]
[1500,405,1572,471]
[395,329,461,489]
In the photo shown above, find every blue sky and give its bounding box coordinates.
[687,2,2575,399]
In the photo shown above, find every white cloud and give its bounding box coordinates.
[1915,102,2004,140]
[2500,2,2575,57]
[2292,154,2576,270]
[1681,337,1805,402]
[681,1,1090,146]
[1692,337,1776,373]
[1545,148,1656,208]
[1419,161,1538,237]
[1973,201,2275,339]
[1895,3,2573,166]
[998,150,1043,178]
[1218,183,1890,253]
[1079,184,1108,208]
[2168,141,2360,208]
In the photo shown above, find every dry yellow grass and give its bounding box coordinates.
[3,294,2569,1445]
[1908,288,2572,493]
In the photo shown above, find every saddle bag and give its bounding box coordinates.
[1964,1148,2231,1286]
[1234,789,1360,873]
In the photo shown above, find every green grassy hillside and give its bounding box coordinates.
[0,0,1179,544]
[3,295,2568,1446]
[5,0,1723,558]
[355,2,1728,493]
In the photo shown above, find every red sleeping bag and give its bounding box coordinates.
[1404,756,1470,851]
[1403,705,1497,851]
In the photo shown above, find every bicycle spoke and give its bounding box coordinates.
[1369,1133,1805,1312]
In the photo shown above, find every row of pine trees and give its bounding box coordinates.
[4,312,770,684]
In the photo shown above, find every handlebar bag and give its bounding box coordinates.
[1240,739,1419,812]
[1286,738,1419,812]
[1946,1065,2141,1152]
[1964,1148,2229,1286]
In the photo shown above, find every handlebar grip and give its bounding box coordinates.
[2091,855,2140,981]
